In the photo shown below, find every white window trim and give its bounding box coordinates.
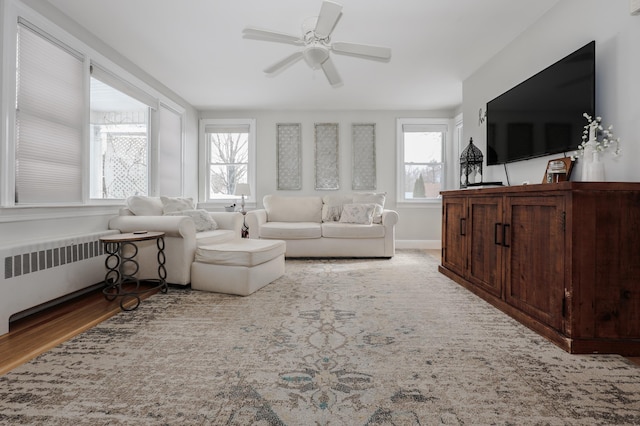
[452,113,463,192]
[198,118,256,208]
[155,102,186,197]
[0,0,186,214]
[396,117,451,206]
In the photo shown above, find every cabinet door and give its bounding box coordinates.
[441,196,467,277]
[467,196,503,297]
[504,196,565,330]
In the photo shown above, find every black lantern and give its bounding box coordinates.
[460,137,483,188]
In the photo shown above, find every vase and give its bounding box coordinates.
[582,149,605,181]
[580,126,604,181]
[589,151,605,181]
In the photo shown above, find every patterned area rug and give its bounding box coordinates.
[1,250,640,425]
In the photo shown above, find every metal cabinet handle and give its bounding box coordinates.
[460,218,466,236]
[494,223,502,245]
[503,223,511,247]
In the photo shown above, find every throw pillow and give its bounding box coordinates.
[161,196,195,214]
[353,192,386,224]
[164,209,218,232]
[126,196,164,216]
[321,194,353,222]
[323,205,343,222]
[338,203,375,225]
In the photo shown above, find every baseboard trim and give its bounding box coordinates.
[396,240,441,250]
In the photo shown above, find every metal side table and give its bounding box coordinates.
[100,231,168,311]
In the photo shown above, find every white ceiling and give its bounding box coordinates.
[46,0,561,111]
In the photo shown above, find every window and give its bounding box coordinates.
[200,119,256,203]
[90,65,152,199]
[3,10,183,210]
[15,20,84,204]
[397,118,448,202]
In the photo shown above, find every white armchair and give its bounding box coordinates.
[108,196,243,285]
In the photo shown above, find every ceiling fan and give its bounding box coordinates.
[242,0,391,87]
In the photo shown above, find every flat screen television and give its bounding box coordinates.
[486,41,595,165]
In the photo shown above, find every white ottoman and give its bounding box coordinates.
[191,239,286,296]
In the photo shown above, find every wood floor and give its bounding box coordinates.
[0,285,158,376]
[0,276,638,377]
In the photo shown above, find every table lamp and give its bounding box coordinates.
[234,183,251,214]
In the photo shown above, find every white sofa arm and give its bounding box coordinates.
[209,212,243,236]
[107,215,197,285]
[245,209,267,239]
[382,209,399,227]
[108,215,197,238]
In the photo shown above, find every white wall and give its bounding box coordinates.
[463,0,640,185]
[200,109,455,244]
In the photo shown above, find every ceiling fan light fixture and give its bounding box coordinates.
[303,45,330,69]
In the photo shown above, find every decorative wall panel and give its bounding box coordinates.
[315,123,339,190]
[276,123,302,190]
[352,123,376,190]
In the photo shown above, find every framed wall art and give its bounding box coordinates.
[352,123,376,190]
[276,123,302,190]
[314,123,339,190]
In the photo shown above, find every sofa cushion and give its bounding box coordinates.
[322,222,385,238]
[195,240,286,267]
[264,195,322,223]
[196,229,236,246]
[259,222,321,239]
[353,192,386,224]
[164,209,218,232]
[339,203,375,225]
[161,196,195,213]
[126,196,163,216]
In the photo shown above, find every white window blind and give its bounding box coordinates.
[402,123,447,133]
[158,104,183,196]
[90,62,158,109]
[204,124,250,134]
[15,20,84,204]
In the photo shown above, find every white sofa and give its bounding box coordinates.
[245,193,398,258]
[108,196,243,285]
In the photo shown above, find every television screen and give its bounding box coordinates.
[486,41,595,165]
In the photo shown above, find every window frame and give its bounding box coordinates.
[396,118,450,206]
[198,118,256,208]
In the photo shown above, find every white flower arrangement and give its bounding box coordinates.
[577,113,621,157]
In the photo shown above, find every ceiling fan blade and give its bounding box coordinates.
[321,56,342,87]
[314,1,343,38]
[243,27,303,46]
[332,42,392,61]
[264,51,304,74]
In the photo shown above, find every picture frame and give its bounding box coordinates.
[542,157,575,184]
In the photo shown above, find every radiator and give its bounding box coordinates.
[0,230,119,336]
